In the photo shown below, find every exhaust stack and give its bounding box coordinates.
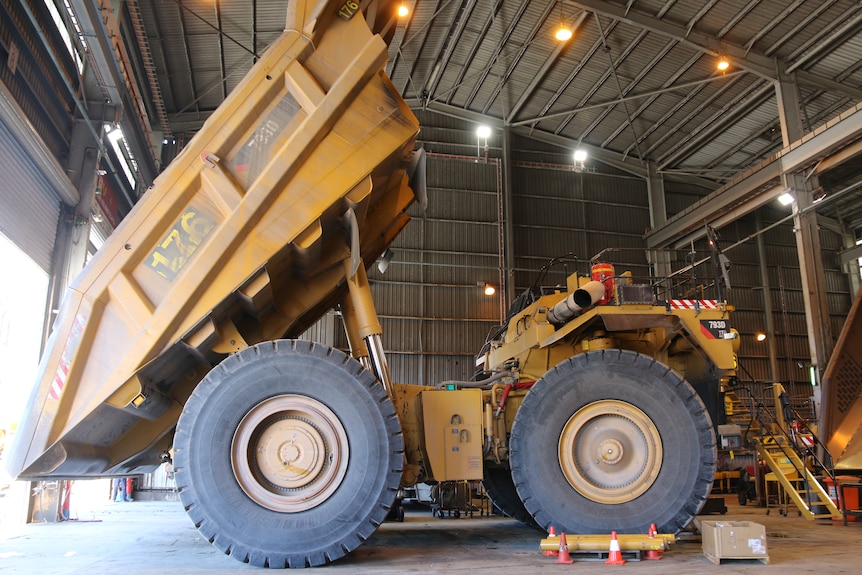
[547,280,606,325]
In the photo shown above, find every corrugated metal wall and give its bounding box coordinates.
[0,0,76,161]
[301,132,505,385]
[368,152,504,385]
[0,0,79,272]
[511,161,651,291]
[0,120,61,271]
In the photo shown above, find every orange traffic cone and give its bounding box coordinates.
[544,526,559,557]
[555,532,574,564]
[644,523,662,561]
[605,530,626,565]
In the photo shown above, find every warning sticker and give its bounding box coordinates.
[700,319,730,340]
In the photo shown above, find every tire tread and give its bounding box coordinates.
[510,349,715,535]
[173,339,401,568]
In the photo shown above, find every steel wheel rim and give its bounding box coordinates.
[558,400,662,504]
[231,394,349,512]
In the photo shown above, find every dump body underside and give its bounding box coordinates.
[8,2,420,480]
[823,284,862,470]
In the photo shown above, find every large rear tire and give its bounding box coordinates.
[482,464,540,529]
[174,340,403,568]
[510,349,715,534]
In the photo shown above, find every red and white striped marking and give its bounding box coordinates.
[799,435,815,448]
[49,361,69,400]
[48,313,87,401]
[669,299,719,309]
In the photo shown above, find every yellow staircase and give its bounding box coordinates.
[753,436,841,520]
[752,383,842,521]
[724,389,760,437]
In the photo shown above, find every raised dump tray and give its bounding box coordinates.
[7,0,420,481]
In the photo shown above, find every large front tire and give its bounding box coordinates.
[510,349,715,535]
[174,340,403,568]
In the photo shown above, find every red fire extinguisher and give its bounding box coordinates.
[591,262,616,305]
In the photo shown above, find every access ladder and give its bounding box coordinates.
[752,383,842,520]
[753,436,841,520]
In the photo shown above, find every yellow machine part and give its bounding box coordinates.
[539,533,676,552]
[8,1,420,480]
[823,285,862,470]
[486,294,737,384]
[420,389,484,481]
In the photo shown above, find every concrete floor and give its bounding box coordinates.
[1,485,860,575]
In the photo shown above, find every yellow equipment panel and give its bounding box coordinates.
[421,389,483,481]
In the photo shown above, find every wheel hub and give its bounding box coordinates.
[558,400,662,504]
[597,438,624,465]
[232,395,349,512]
[256,418,326,488]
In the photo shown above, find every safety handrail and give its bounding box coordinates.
[746,387,841,517]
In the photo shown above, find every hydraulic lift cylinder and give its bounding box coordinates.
[344,259,392,395]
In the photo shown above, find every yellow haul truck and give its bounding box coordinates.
[7,0,739,568]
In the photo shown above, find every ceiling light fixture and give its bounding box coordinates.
[397,3,408,17]
[717,55,730,72]
[555,26,573,42]
[476,125,491,160]
[377,248,395,273]
[555,2,572,41]
[778,191,795,206]
[813,187,827,203]
[573,148,587,170]
[755,332,767,342]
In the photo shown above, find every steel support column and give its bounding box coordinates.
[838,242,862,298]
[775,67,832,394]
[755,212,779,382]
[826,220,861,300]
[647,161,672,279]
[43,121,102,349]
[502,125,516,305]
[788,173,833,379]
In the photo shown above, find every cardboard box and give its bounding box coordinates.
[701,520,769,565]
